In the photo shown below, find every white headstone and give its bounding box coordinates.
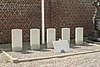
[53,40,70,53]
[47,28,56,48]
[75,27,83,45]
[12,29,22,51]
[30,29,40,49]
[62,28,70,43]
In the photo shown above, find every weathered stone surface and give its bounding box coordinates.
[62,28,70,43]
[12,29,22,51]
[53,40,70,53]
[30,29,40,49]
[75,27,83,45]
[47,28,56,48]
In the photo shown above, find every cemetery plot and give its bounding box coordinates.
[1,43,100,63]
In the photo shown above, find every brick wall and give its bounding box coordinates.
[0,0,42,43]
[49,0,95,39]
[0,0,95,43]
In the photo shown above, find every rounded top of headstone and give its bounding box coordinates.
[62,28,70,30]
[47,28,55,30]
[12,29,22,31]
[30,29,40,31]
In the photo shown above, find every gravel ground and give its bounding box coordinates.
[0,51,100,67]
[6,43,100,59]
[0,43,100,67]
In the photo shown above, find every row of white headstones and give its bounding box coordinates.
[12,27,83,51]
